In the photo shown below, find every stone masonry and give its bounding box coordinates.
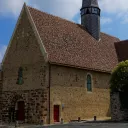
[2,89,48,123]
[0,3,115,125]
[0,70,3,121]
[1,7,49,124]
[111,92,128,121]
[50,65,111,123]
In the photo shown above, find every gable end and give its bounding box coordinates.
[1,3,48,67]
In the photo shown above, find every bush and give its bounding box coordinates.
[110,60,128,92]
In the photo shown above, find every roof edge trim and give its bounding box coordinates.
[25,4,48,62]
[49,61,111,74]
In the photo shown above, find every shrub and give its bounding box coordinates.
[110,60,128,92]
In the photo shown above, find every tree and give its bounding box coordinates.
[110,60,128,93]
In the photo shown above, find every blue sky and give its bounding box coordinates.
[0,0,128,62]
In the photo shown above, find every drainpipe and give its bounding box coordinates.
[48,63,51,124]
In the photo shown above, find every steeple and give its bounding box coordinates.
[82,0,99,8]
[80,0,101,40]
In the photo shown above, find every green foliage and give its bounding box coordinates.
[110,60,128,92]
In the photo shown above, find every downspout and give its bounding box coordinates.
[48,63,51,124]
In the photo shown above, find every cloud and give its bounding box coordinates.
[99,0,128,14]
[0,0,128,23]
[99,0,128,24]
[0,0,29,17]
[29,0,82,20]
[0,45,7,63]
[101,17,112,25]
[0,0,82,20]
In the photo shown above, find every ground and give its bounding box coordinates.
[1,122,128,128]
[0,118,126,128]
[44,123,128,128]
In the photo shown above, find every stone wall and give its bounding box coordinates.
[2,62,47,91]
[2,89,48,123]
[1,7,49,124]
[50,65,111,123]
[111,92,128,121]
[1,62,49,124]
[0,70,3,120]
[2,6,48,92]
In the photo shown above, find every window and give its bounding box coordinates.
[87,74,92,92]
[92,8,98,14]
[16,67,24,85]
[81,9,85,15]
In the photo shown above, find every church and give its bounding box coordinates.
[0,0,126,124]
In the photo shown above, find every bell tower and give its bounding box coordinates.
[80,0,101,40]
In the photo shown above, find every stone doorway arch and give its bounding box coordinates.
[9,95,25,123]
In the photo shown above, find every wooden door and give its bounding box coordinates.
[17,101,25,121]
[54,105,60,122]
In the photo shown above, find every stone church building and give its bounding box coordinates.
[0,0,125,124]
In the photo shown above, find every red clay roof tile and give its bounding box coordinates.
[115,40,128,62]
[28,6,120,73]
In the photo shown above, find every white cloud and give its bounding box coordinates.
[0,45,7,63]
[0,0,82,20]
[0,0,128,23]
[0,0,29,17]
[33,0,82,20]
[101,17,112,25]
[99,0,128,24]
[99,0,128,13]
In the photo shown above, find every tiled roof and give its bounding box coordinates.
[115,40,128,62]
[28,6,120,73]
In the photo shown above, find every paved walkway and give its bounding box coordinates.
[43,123,128,128]
[1,122,128,128]
[0,117,126,128]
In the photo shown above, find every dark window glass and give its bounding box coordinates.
[81,9,85,15]
[87,74,92,92]
[16,67,24,85]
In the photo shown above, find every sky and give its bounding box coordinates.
[0,0,128,63]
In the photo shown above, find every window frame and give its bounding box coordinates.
[86,73,93,92]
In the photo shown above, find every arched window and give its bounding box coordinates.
[16,67,24,85]
[87,74,92,92]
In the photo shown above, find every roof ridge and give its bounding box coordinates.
[115,39,128,43]
[27,4,119,72]
[27,5,78,25]
[27,5,120,41]
[27,5,97,41]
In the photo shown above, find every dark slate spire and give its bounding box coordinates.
[82,0,99,7]
[80,0,101,40]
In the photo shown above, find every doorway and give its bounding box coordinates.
[17,101,25,121]
[54,105,60,122]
